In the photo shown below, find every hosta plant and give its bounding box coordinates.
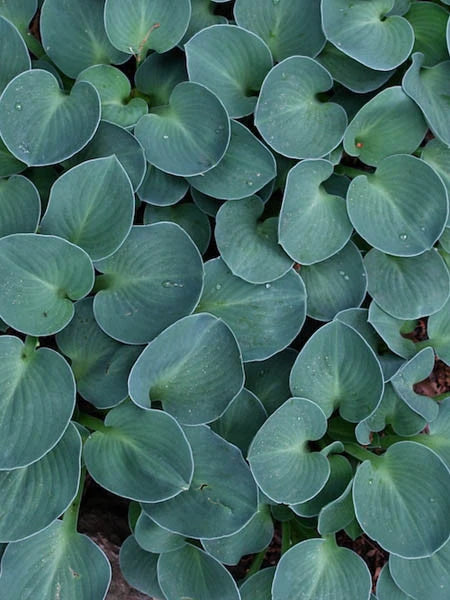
[0,0,449,599]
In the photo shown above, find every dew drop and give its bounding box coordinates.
[14,102,22,111]
[368,478,373,485]
[281,72,287,80]
[246,180,254,187]
[344,275,350,281]
[161,281,172,288]
[399,233,408,241]
[265,283,271,289]
[256,172,261,177]
[163,135,169,140]
[215,283,222,291]
[429,497,436,503]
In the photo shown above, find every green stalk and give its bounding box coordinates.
[244,549,266,580]
[63,468,86,533]
[23,336,39,356]
[343,443,380,464]
[24,31,45,58]
[281,521,292,555]
[335,165,371,178]
[77,412,109,433]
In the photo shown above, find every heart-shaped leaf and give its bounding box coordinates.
[129,313,244,425]
[84,401,194,502]
[272,538,372,600]
[318,480,356,536]
[343,88,427,166]
[279,159,352,265]
[421,139,450,214]
[138,164,188,206]
[104,0,191,58]
[135,82,230,177]
[211,388,267,454]
[0,423,81,542]
[403,53,450,145]
[406,1,449,67]
[186,24,273,118]
[40,156,134,261]
[40,0,127,78]
[56,298,142,409]
[234,0,325,62]
[66,120,146,191]
[245,348,297,414]
[0,16,30,94]
[0,234,94,336]
[0,520,111,600]
[248,398,330,504]
[240,567,275,600]
[135,513,186,554]
[93,223,204,344]
[0,175,40,238]
[321,0,414,70]
[157,544,240,600]
[144,202,211,254]
[119,536,163,599]
[188,120,276,200]
[300,241,367,321]
[202,503,273,565]
[317,43,394,93]
[353,441,450,558]
[290,320,384,422]
[377,564,413,600]
[365,248,450,319]
[0,70,101,166]
[78,65,147,128]
[390,537,450,600]
[255,56,347,159]
[195,258,306,361]
[347,155,447,256]
[143,425,258,539]
[134,47,187,108]
[216,196,292,283]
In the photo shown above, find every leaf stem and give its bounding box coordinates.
[23,335,39,356]
[335,165,371,178]
[244,548,266,580]
[77,413,109,433]
[343,443,380,464]
[281,521,292,555]
[25,31,45,58]
[63,468,86,533]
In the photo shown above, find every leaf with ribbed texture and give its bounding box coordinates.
[0,16,30,94]
[216,196,291,283]
[84,401,193,502]
[138,164,188,206]
[144,202,211,254]
[318,480,355,536]
[182,0,227,43]
[129,313,244,425]
[365,249,450,319]
[195,258,306,361]
[248,398,330,504]
[134,513,186,553]
[377,564,413,600]
[158,544,240,600]
[406,1,449,67]
[0,0,36,36]
[104,0,191,56]
[245,348,297,414]
[335,308,380,353]
[0,234,94,336]
[300,242,367,321]
[40,0,127,78]
[240,567,275,600]
[77,65,147,128]
[40,157,134,261]
[279,159,352,265]
[368,301,420,359]
[255,56,347,159]
[353,441,450,558]
[119,536,164,599]
[390,537,450,600]
[134,48,187,107]
[0,139,26,178]
[317,43,394,93]
[202,503,273,565]
[135,82,230,177]
[0,424,81,542]
[403,54,450,145]
[56,298,142,409]
[421,139,450,215]
[347,155,447,256]
[192,188,223,217]
[188,121,276,200]
[66,121,146,191]
[143,425,258,539]
[322,0,414,70]
[93,224,203,344]
[292,455,353,518]
[186,25,272,118]
[0,520,111,600]
[211,388,267,454]
[0,175,40,238]
[0,70,101,166]
[343,88,427,166]
[234,0,324,62]
[290,320,384,422]
[390,347,437,421]
[272,538,372,600]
